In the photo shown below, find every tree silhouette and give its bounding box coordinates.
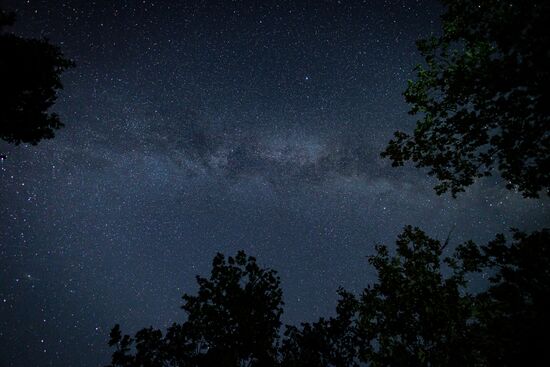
[341,227,477,366]
[0,8,74,145]
[377,0,550,364]
[282,227,550,366]
[107,251,283,367]
[107,231,550,366]
[281,290,359,367]
[382,0,550,197]
[457,229,550,366]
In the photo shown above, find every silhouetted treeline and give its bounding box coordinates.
[1,7,73,146]
[106,229,550,366]
[382,0,550,198]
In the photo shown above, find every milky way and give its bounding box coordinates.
[1,1,548,366]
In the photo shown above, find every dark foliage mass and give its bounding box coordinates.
[107,252,283,367]
[107,229,550,366]
[382,0,550,198]
[341,228,550,366]
[0,8,73,145]
[457,229,550,366]
[348,227,477,366]
[281,290,358,367]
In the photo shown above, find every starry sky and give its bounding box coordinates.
[0,1,548,366]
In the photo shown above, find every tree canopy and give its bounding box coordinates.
[349,227,477,366]
[456,229,550,366]
[281,290,358,367]
[107,251,283,367]
[107,229,550,366]
[382,0,550,198]
[0,8,74,145]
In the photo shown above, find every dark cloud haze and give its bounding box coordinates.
[1,1,548,366]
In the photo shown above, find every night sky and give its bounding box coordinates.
[0,1,548,366]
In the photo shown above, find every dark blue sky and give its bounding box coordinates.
[1,1,548,366]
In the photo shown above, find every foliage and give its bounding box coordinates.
[457,229,550,366]
[281,290,359,367]
[107,251,283,367]
[0,8,74,145]
[382,0,550,197]
[282,227,550,366]
[107,229,550,366]
[351,227,478,366]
